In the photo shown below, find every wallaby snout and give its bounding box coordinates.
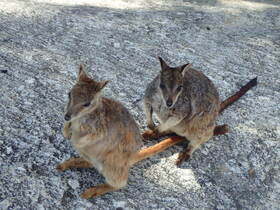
[64,113,71,121]
[166,98,173,107]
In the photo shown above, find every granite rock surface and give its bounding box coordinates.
[0,0,279,209]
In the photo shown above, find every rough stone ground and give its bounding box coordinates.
[0,0,279,209]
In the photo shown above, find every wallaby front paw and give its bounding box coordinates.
[63,130,72,140]
[147,122,156,130]
[62,129,71,139]
[62,122,72,140]
[142,129,159,140]
[176,152,191,166]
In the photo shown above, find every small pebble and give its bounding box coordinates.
[248,169,256,177]
[114,43,121,48]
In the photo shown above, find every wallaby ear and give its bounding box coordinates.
[77,64,89,82]
[158,57,169,71]
[181,63,192,76]
[98,80,111,90]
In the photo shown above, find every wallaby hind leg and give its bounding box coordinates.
[176,124,229,166]
[176,131,213,166]
[56,157,92,171]
[80,183,117,199]
[81,166,129,198]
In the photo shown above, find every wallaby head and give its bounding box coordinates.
[64,64,110,121]
[158,57,191,108]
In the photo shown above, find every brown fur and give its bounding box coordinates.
[57,64,185,198]
[143,57,257,165]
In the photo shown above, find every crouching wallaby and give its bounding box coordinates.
[56,64,185,198]
[143,57,257,166]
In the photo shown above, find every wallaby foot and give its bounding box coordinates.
[214,124,229,136]
[176,151,191,166]
[56,157,92,171]
[176,145,193,166]
[62,121,72,140]
[80,183,117,199]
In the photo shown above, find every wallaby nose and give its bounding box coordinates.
[166,99,173,107]
[64,114,71,121]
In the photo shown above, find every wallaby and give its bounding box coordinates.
[56,64,186,198]
[143,57,257,166]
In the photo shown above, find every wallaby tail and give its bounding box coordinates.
[219,77,257,113]
[131,136,185,165]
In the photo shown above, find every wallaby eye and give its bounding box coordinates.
[160,84,165,89]
[177,85,183,92]
[83,102,90,107]
[68,92,71,98]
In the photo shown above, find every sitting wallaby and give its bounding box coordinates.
[56,64,185,198]
[143,57,257,166]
